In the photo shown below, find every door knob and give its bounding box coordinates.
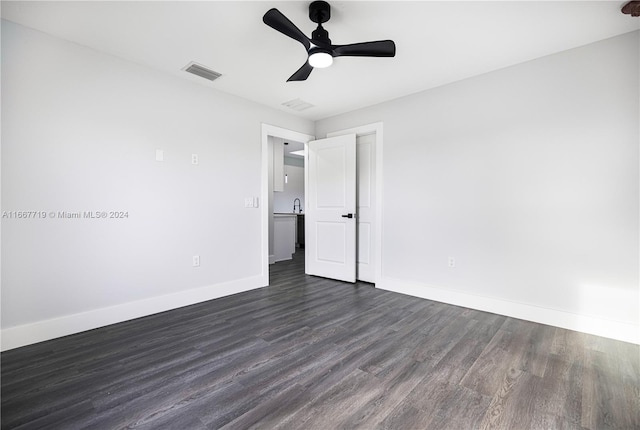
[341,213,354,219]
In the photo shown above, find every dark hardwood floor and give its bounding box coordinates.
[2,251,639,429]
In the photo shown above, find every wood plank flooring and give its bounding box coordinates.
[2,251,639,429]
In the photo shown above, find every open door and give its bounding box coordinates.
[306,134,357,282]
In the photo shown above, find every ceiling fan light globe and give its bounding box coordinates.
[309,52,333,68]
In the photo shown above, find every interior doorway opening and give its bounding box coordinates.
[270,136,307,263]
[261,122,383,287]
[261,124,314,285]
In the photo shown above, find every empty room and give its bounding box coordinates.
[1,1,639,429]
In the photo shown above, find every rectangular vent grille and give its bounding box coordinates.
[282,98,314,112]
[183,62,222,82]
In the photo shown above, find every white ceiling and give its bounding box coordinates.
[2,1,638,121]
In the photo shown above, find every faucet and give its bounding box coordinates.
[293,198,302,213]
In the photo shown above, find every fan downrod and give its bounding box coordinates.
[309,1,330,24]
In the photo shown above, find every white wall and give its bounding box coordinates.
[1,21,314,350]
[316,31,640,344]
[273,162,305,214]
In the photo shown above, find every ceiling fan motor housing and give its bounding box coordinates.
[309,1,331,24]
[311,25,331,46]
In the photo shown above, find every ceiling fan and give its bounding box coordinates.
[263,1,396,82]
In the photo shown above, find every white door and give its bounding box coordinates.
[306,134,357,282]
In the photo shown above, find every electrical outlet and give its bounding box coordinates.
[244,198,253,208]
[448,257,455,268]
[191,154,199,165]
[193,255,200,267]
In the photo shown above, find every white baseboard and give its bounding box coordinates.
[378,276,640,345]
[1,275,267,351]
[4,275,636,351]
[274,255,293,263]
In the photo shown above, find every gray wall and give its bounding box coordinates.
[316,31,640,343]
[1,20,314,349]
[273,162,305,214]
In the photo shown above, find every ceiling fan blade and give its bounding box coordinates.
[287,62,314,82]
[332,40,396,58]
[263,8,311,50]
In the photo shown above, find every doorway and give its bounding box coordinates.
[270,136,306,263]
[261,122,383,286]
[260,124,314,286]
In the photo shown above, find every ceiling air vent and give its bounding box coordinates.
[282,98,314,112]
[183,62,222,82]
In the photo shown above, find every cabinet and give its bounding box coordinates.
[273,214,296,262]
[273,140,284,192]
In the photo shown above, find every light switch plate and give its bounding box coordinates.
[155,149,164,162]
[253,197,259,208]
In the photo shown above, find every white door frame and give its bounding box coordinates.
[261,124,315,286]
[326,122,383,285]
